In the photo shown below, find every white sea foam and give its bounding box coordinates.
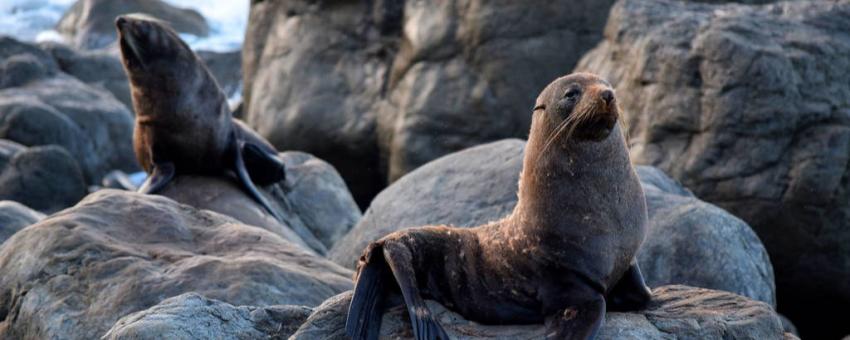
[0,0,248,52]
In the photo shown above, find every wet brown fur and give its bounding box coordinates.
[348,73,650,339]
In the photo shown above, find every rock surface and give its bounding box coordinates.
[144,151,360,255]
[329,139,775,307]
[0,200,44,245]
[103,293,313,340]
[574,0,850,336]
[56,0,209,50]
[242,0,616,206]
[291,285,785,340]
[0,37,138,184]
[0,190,352,340]
[0,142,87,213]
[40,42,132,108]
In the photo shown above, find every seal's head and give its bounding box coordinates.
[533,72,620,144]
[115,14,226,121]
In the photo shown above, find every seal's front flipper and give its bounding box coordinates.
[607,262,652,312]
[545,296,606,340]
[383,241,449,340]
[234,141,284,222]
[347,243,387,340]
[242,142,286,185]
[137,162,175,194]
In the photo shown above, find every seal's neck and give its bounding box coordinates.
[511,115,633,229]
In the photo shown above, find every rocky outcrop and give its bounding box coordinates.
[242,0,616,206]
[0,190,352,340]
[574,0,850,337]
[291,286,787,340]
[142,151,360,255]
[39,42,132,108]
[329,139,775,307]
[56,0,208,50]
[103,293,313,340]
[0,37,138,184]
[0,141,87,213]
[0,200,44,245]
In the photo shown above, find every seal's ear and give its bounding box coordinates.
[533,104,545,111]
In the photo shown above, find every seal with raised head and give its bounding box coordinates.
[115,14,287,222]
[346,73,652,340]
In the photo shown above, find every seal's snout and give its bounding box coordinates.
[115,16,127,30]
[600,89,614,105]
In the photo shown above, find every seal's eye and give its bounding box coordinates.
[564,87,581,100]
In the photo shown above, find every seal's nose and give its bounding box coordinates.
[115,16,127,30]
[600,89,614,105]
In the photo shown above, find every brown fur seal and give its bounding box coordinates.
[347,73,651,340]
[115,15,287,222]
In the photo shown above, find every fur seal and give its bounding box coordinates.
[346,73,651,340]
[115,15,287,222]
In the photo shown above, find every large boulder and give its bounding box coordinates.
[329,139,775,307]
[0,190,352,340]
[0,141,87,213]
[103,293,313,340]
[242,0,616,207]
[0,37,138,184]
[39,42,132,108]
[56,0,209,50]
[0,200,44,245]
[291,286,787,340]
[574,0,850,337]
[144,151,360,255]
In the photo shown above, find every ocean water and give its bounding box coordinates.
[0,0,248,52]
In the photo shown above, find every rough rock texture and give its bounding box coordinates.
[242,0,616,206]
[56,0,209,50]
[0,190,352,340]
[277,151,362,249]
[0,142,87,213]
[0,200,44,245]
[330,139,775,307]
[574,0,850,337]
[142,151,359,254]
[103,293,312,340]
[40,42,132,108]
[291,285,785,340]
[0,37,138,184]
[637,166,775,306]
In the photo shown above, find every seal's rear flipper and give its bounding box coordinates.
[607,263,652,311]
[544,296,606,340]
[242,142,286,185]
[234,141,285,222]
[137,162,175,194]
[347,244,387,340]
[383,241,449,340]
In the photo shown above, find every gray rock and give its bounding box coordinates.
[574,0,850,336]
[0,143,87,213]
[329,139,775,307]
[0,200,44,245]
[291,285,785,340]
[0,37,59,88]
[0,190,352,340]
[56,0,209,50]
[636,166,776,307]
[242,0,616,207]
[140,151,360,255]
[277,151,362,250]
[40,42,133,108]
[103,293,312,340]
[0,37,138,184]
